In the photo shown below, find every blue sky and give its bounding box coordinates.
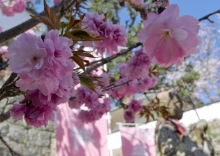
[170,0,220,19]
[36,1,220,23]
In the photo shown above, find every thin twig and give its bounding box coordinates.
[199,9,220,23]
[85,42,142,74]
[0,135,21,156]
[0,110,10,123]
[1,98,9,114]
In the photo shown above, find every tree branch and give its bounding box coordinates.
[85,42,142,74]
[0,134,21,156]
[199,9,220,23]
[0,0,79,43]
[0,110,10,123]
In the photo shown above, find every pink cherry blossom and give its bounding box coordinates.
[24,106,54,128]
[13,0,26,13]
[124,49,151,79]
[95,23,127,55]
[75,86,99,108]
[1,4,15,16]
[10,91,55,128]
[10,104,25,122]
[54,0,62,5]
[123,110,135,122]
[25,29,35,35]
[138,4,200,67]
[82,12,127,55]
[128,99,142,113]
[82,12,105,37]
[78,110,97,123]
[8,30,75,96]
[0,0,26,16]
[0,45,8,59]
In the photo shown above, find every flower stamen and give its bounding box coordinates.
[163,31,170,41]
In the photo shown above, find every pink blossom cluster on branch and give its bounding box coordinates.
[124,99,142,122]
[0,0,29,16]
[9,30,79,127]
[108,49,157,99]
[5,3,201,127]
[82,12,127,55]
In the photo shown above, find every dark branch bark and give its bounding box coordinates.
[0,110,10,123]
[199,9,220,23]
[0,134,21,156]
[85,42,142,74]
[0,0,79,43]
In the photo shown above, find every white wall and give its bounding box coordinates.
[108,102,220,150]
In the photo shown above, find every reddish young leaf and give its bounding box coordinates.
[31,16,56,29]
[70,55,85,71]
[44,0,60,29]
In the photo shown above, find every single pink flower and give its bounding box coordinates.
[78,110,96,123]
[25,29,35,35]
[82,12,127,55]
[54,0,62,5]
[125,49,151,79]
[138,4,201,67]
[13,0,26,13]
[24,106,54,128]
[128,99,142,113]
[0,45,8,59]
[123,110,135,122]
[10,104,26,122]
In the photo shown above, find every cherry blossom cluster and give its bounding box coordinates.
[5,2,201,127]
[54,0,62,5]
[123,99,142,122]
[0,0,29,16]
[82,12,127,55]
[104,48,156,122]
[9,30,79,127]
[108,49,157,99]
[68,65,111,123]
[69,85,112,123]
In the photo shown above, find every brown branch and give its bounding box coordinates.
[85,42,142,74]
[102,80,133,91]
[0,0,79,43]
[126,0,169,19]
[0,110,10,123]
[0,135,21,156]
[199,9,220,23]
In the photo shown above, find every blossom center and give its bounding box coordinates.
[162,31,170,41]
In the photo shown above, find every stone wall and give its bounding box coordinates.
[0,118,56,156]
[0,90,56,156]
